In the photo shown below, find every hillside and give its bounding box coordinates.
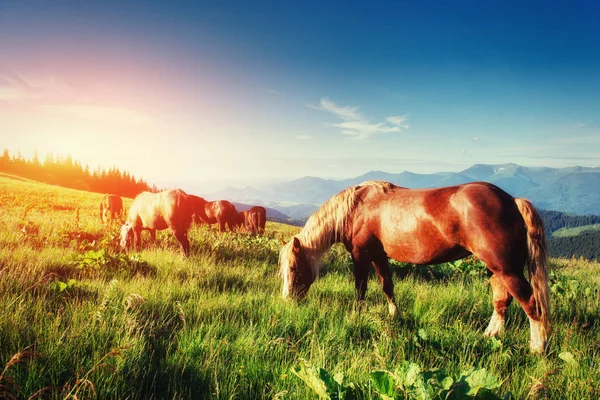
[1,174,600,398]
[552,224,600,238]
[0,149,155,198]
[209,163,600,219]
[539,210,600,235]
[548,230,600,261]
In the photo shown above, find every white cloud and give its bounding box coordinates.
[310,98,408,139]
[473,136,480,142]
[386,115,409,127]
[330,121,401,138]
[310,98,363,121]
[573,123,586,129]
[296,134,312,140]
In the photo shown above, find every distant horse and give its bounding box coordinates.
[279,181,550,353]
[188,195,211,225]
[120,189,193,256]
[237,206,267,234]
[194,199,238,232]
[99,194,124,228]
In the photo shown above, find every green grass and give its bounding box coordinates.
[1,173,599,399]
[552,224,600,237]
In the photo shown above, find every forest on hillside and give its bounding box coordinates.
[0,149,156,198]
[539,210,600,260]
[539,210,600,234]
[548,231,600,261]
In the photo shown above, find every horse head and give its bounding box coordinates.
[279,236,315,300]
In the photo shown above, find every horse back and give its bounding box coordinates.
[128,189,191,231]
[159,189,192,231]
[349,182,525,265]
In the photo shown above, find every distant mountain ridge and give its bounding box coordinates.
[208,163,600,220]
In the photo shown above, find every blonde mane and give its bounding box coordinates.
[293,180,397,278]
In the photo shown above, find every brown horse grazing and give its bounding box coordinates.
[99,194,124,228]
[194,199,238,232]
[188,195,211,225]
[237,206,267,234]
[120,189,193,256]
[279,181,550,353]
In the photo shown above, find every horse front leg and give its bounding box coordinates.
[372,253,398,318]
[351,249,370,312]
[172,229,190,257]
[134,227,143,251]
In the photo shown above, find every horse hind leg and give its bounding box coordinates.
[493,271,547,353]
[484,274,513,337]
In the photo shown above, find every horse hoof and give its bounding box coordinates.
[530,341,545,354]
[388,303,398,318]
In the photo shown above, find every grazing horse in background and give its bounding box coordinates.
[237,206,267,234]
[120,189,193,256]
[194,199,238,232]
[188,195,211,225]
[99,194,124,228]
[279,180,550,353]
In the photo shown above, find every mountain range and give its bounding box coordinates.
[207,163,600,220]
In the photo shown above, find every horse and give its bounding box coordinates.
[237,206,267,234]
[120,189,193,256]
[99,194,124,228]
[279,180,550,353]
[188,195,211,225]
[193,199,238,232]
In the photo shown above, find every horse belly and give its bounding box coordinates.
[379,217,467,265]
[141,214,169,230]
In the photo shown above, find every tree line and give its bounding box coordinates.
[0,149,157,198]
[539,210,600,235]
[539,210,600,260]
[548,231,600,261]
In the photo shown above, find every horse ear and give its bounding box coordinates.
[292,237,301,254]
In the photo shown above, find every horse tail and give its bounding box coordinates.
[514,198,550,335]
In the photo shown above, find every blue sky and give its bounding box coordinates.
[1,0,599,190]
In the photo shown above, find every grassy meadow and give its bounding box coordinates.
[1,172,599,399]
[552,224,600,238]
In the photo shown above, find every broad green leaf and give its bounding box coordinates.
[403,362,422,387]
[318,367,337,393]
[559,351,579,367]
[291,365,330,400]
[464,368,500,396]
[333,372,345,386]
[370,370,396,398]
[440,376,454,390]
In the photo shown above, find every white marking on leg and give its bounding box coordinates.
[529,318,547,353]
[388,301,397,318]
[484,310,504,337]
